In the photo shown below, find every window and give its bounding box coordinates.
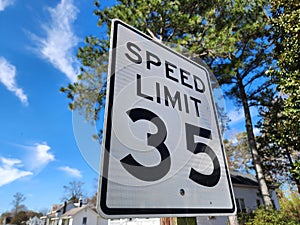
[235,198,246,213]
[82,217,87,225]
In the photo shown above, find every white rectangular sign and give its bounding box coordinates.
[98,19,235,218]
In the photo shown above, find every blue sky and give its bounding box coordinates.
[0,0,256,214]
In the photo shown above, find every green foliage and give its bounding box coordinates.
[257,0,300,189]
[270,0,300,120]
[62,0,222,125]
[177,217,197,225]
[94,0,218,44]
[60,35,107,123]
[256,96,299,186]
[63,0,274,121]
[290,162,300,181]
[10,211,43,225]
[280,192,300,220]
[237,192,300,225]
[245,207,299,225]
[237,211,255,225]
[225,132,253,173]
[11,211,28,225]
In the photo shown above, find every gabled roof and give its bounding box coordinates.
[61,206,86,217]
[51,204,63,211]
[230,171,258,187]
[60,205,98,218]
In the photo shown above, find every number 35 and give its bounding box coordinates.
[120,108,221,187]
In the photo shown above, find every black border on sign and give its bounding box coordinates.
[99,19,236,217]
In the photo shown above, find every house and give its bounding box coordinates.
[231,171,280,212]
[59,205,106,225]
[26,216,43,225]
[40,201,107,225]
[1,214,13,225]
[41,201,75,225]
[196,171,280,225]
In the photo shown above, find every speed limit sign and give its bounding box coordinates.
[98,19,236,218]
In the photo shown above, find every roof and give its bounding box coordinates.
[60,205,98,218]
[51,204,63,211]
[230,171,258,187]
[51,202,75,212]
[61,206,86,217]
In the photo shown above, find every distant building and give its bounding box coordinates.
[26,216,43,225]
[40,200,107,225]
[59,205,105,225]
[1,214,13,225]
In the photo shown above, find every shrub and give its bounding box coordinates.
[245,207,299,225]
[237,192,300,225]
[280,192,300,220]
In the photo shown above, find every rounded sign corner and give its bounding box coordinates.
[98,201,112,219]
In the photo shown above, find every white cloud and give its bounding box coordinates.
[30,0,79,82]
[0,57,28,105]
[0,0,15,11]
[0,142,55,186]
[227,108,244,125]
[225,106,261,141]
[59,166,82,178]
[25,143,55,171]
[0,157,33,187]
[227,107,259,126]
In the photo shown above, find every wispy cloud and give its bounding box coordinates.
[227,107,260,126]
[0,0,15,11]
[225,107,261,141]
[0,157,33,187]
[0,142,55,186]
[0,56,28,105]
[29,0,79,82]
[25,143,55,171]
[227,108,244,125]
[59,166,82,178]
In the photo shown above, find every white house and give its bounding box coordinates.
[196,171,280,225]
[41,202,75,225]
[26,216,43,225]
[40,201,107,225]
[59,205,107,225]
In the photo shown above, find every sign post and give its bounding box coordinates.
[98,19,235,218]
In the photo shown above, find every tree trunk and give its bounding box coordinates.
[237,74,273,207]
[228,215,239,225]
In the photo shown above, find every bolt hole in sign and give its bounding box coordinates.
[98,19,236,219]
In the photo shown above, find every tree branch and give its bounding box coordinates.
[147,28,161,43]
